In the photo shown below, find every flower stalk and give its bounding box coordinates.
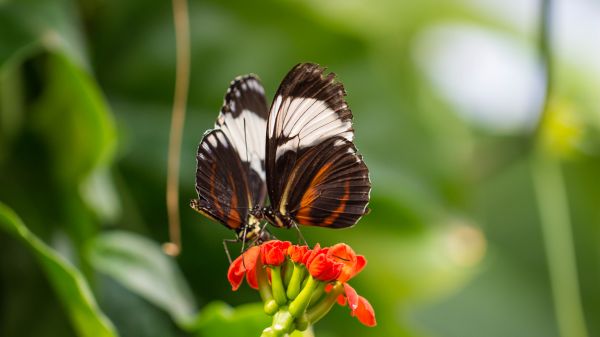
[271,266,288,306]
[286,264,305,300]
[306,283,344,324]
[289,276,319,317]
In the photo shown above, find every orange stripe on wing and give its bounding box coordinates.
[296,162,334,225]
[209,161,224,220]
[321,180,349,226]
[226,172,242,230]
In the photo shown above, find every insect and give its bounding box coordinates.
[191,63,371,253]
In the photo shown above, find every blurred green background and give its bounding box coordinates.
[1,0,599,336]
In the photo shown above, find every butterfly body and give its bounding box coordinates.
[192,63,371,245]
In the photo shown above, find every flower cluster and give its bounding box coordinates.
[228,240,376,336]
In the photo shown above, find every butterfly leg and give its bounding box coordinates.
[222,238,239,264]
[240,225,249,255]
[239,226,252,269]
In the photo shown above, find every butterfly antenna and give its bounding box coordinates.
[292,222,307,245]
[332,254,350,262]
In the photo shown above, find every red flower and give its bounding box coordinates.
[261,240,291,266]
[305,247,343,282]
[327,243,366,282]
[226,240,376,330]
[287,245,309,263]
[227,246,260,291]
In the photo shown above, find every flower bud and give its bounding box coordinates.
[287,245,309,263]
[261,240,291,266]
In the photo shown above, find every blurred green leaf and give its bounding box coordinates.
[32,52,116,186]
[189,301,313,337]
[87,230,197,327]
[28,51,119,227]
[190,302,268,337]
[97,276,182,337]
[0,0,88,69]
[0,202,118,337]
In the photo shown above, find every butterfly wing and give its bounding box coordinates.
[283,137,370,228]
[266,63,370,228]
[193,75,269,232]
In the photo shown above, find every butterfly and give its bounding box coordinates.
[191,63,371,248]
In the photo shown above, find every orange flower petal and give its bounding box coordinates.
[227,246,260,291]
[245,265,259,289]
[303,244,323,266]
[328,243,363,282]
[329,243,356,262]
[353,296,376,327]
[308,253,343,282]
[343,283,359,310]
[337,294,347,306]
[287,245,309,263]
[354,255,367,276]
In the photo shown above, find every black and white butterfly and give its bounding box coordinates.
[191,63,371,247]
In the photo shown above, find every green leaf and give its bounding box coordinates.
[0,0,88,69]
[0,202,118,337]
[191,302,270,337]
[32,52,116,186]
[30,52,120,224]
[87,230,197,327]
[190,302,314,337]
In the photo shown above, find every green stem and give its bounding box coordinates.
[271,266,288,306]
[533,0,554,140]
[531,1,589,336]
[257,260,273,303]
[294,313,309,332]
[283,259,294,287]
[307,282,325,308]
[289,276,318,317]
[259,328,292,337]
[306,283,344,324]
[257,260,279,315]
[532,151,589,337]
[261,307,296,337]
[286,264,305,300]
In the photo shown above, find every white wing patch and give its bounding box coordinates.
[207,133,218,148]
[269,96,352,159]
[217,109,266,180]
[268,95,283,138]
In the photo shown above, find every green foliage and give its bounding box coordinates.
[0,203,118,337]
[189,301,314,337]
[31,52,116,186]
[88,230,197,327]
[191,302,271,337]
[1,0,600,337]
